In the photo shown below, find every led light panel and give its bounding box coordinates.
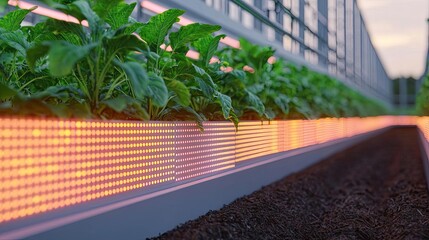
[0,119,176,223]
[0,116,422,224]
[175,122,236,181]
[235,121,280,162]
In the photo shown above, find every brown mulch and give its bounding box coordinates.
[151,127,429,240]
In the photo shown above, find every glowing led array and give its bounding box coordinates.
[0,119,176,223]
[0,116,419,224]
[235,121,279,162]
[175,122,236,181]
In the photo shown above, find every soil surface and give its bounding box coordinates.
[152,127,429,240]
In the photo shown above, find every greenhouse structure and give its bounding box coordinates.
[0,0,428,239]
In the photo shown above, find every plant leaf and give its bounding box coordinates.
[47,41,96,77]
[0,82,18,100]
[0,29,29,56]
[42,18,85,42]
[115,61,148,100]
[193,64,216,87]
[214,91,232,119]
[195,77,215,98]
[137,9,185,52]
[148,73,168,107]
[192,64,217,98]
[92,0,124,19]
[246,90,265,116]
[27,42,50,70]
[264,108,276,120]
[170,23,221,52]
[0,7,36,31]
[58,0,101,34]
[104,34,148,55]
[123,21,145,35]
[167,79,190,106]
[274,94,290,114]
[193,34,225,66]
[101,94,132,112]
[128,101,150,120]
[183,106,205,130]
[104,2,136,30]
[116,62,168,108]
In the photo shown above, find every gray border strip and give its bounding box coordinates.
[417,130,429,191]
[0,128,388,240]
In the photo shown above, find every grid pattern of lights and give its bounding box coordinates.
[4,0,425,228]
[175,122,236,181]
[0,116,421,224]
[0,119,176,223]
[235,121,280,162]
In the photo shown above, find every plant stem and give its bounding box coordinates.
[104,74,125,100]
[76,64,91,102]
[19,76,49,91]
[148,98,152,119]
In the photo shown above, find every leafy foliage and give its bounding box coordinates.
[26,0,155,119]
[417,74,429,115]
[0,3,386,128]
[217,38,386,120]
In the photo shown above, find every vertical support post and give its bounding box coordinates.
[317,0,328,68]
[352,2,357,85]
[254,0,263,32]
[350,0,355,82]
[336,0,343,76]
[298,0,305,57]
[275,1,284,43]
[343,0,347,79]
[223,0,230,15]
[137,0,143,22]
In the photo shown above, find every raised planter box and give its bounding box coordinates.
[0,116,423,239]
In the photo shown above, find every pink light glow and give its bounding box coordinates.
[209,57,220,64]
[243,65,255,73]
[186,50,200,60]
[0,116,422,225]
[223,36,240,49]
[220,66,234,73]
[8,0,88,26]
[268,56,277,64]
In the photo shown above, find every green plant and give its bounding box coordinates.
[138,9,237,127]
[417,74,429,115]
[218,38,386,120]
[217,39,274,119]
[0,0,7,12]
[27,0,164,119]
[0,2,387,124]
[0,6,88,118]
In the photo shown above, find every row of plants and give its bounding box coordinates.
[416,73,429,115]
[0,0,387,129]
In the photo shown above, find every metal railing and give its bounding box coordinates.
[150,0,392,103]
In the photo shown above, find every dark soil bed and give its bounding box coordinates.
[152,127,429,239]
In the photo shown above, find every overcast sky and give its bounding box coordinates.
[356,0,428,79]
